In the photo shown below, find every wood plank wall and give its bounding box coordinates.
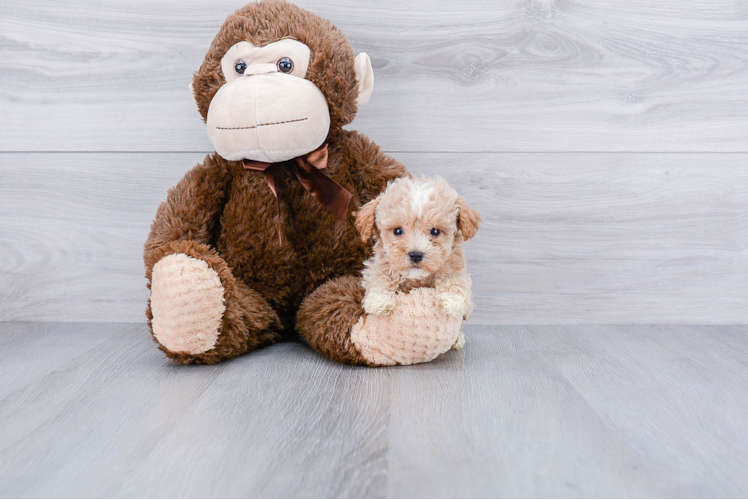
[1,0,747,323]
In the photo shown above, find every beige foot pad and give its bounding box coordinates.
[351,288,462,366]
[150,253,226,355]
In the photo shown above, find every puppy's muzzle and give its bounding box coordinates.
[408,251,424,264]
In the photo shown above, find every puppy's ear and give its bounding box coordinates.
[456,196,482,241]
[355,198,380,241]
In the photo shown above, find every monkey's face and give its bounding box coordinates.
[206,40,331,163]
[194,2,375,163]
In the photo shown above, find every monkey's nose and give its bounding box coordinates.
[408,251,424,264]
[243,63,277,76]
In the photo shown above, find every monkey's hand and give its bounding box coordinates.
[363,290,397,315]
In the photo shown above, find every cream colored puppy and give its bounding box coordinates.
[355,175,482,350]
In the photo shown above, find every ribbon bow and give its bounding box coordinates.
[242,144,352,245]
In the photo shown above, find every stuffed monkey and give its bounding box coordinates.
[144,0,462,366]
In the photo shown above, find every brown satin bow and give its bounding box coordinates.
[242,144,353,245]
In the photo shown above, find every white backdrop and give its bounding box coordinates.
[1,0,746,323]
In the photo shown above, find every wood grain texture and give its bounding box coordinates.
[0,153,187,323]
[1,322,747,497]
[2,0,748,152]
[387,324,748,498]
[0,322,121,401]
[412,152,748,324]
[1,152,746,324]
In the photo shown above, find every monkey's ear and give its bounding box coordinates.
[354,53,374,106]
[456,197,482,241]
[355,197,380,241]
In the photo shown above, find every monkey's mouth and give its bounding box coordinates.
[216,117,308,131]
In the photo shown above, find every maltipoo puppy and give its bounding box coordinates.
[355,175,481,350]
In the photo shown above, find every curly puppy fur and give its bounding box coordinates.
[144,0,406,364]
[355,176,482,322]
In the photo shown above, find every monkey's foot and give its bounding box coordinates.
[351,288,462,366]
[150,253,226,355]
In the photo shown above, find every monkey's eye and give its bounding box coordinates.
[430,228,441,237]
[277,57,294,74]
[393,228,403,236]
[234,60,247,75]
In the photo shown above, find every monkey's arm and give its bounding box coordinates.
[337,130,407,204]
[144,155,281,364]
[144,154,230,267]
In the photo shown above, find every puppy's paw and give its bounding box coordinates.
[363,291,397,316]
[437,291,468,318]
[452,331,465,350]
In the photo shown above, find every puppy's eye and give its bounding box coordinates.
[277,57,294,73]
[234,60,247,75]
[430,228,441,237]
[393,228,403,236]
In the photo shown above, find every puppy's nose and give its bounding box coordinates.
[408,251,424,264]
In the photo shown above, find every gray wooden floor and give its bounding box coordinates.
[1,323,747,498]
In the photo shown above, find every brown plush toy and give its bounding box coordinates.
[144,0,467,366]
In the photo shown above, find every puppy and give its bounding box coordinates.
[355,175,481,350]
